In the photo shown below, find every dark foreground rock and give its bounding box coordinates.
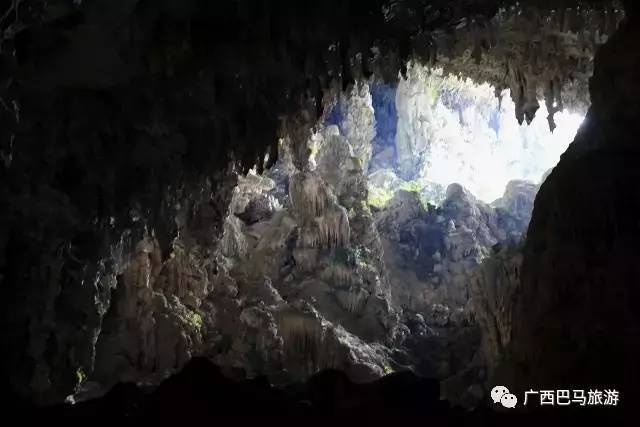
[20,358,627,424]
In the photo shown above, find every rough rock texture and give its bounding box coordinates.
[395,66,438,181]
[491,180,538,240]
[0,0,438,404]
[379,182,535,315]
[335,83,377,172]
[436,2,624,129]
[0,0,632,408]
[92,235,207,389]
[196,122,400,386]
[497,8,640,407]
[374,179,537,405]
[469,245,522,381]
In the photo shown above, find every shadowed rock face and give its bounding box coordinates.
[499,10,640,405]
[27,357,627,423]
[0,0,635,410]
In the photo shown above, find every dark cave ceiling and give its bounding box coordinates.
[0,0,625,231]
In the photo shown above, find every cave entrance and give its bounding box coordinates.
[324,65,586,208]
[216,63,585,405]
[318,63,585,311]
[312,64,586,403]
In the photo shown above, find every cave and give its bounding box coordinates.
[0,0,637,422]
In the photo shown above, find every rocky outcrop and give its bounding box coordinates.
[499,10,640,406]
[372,178,539,405]
[394,65,445,181]
[192,120,401,386]
[0,0,426,403]
[491,180,537,240]
[436,2,624,130]
[336,83,377,172]
[378,181,534,315]
[92,232,211,389]
[469,245,522,380]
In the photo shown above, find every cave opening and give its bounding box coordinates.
[209,62,587,407]
[323,65,585,207]
[1,0,637,420]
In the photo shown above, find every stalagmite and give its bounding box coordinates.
[221,216,248,259]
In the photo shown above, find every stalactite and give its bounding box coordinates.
[335,288,369,315]
[277,310,325,372]
[315,209,351,249]
[299,208,350,249]
[289,172,335,220]
[320,265,361,288]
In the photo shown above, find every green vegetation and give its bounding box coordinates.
[353,156,363,170]
[367,179,431,210]
[185,311,203,331]
[355,256,377,275]
[399,180,423,194]
[367,186,394,209]
[76,367,86,386]
[309,143,320,158]
[400,181,431,211]
[426,81,440,106]
[357,200,371,215]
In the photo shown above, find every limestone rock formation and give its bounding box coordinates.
[386,65,582,201]
[491,180,538,242]
[378,181,533,315]
[374,179,537,405]
[500,10,640,404]
[469,245,522,379]
[336,83,377,172]
[0,0,632,409]
[435,2,624,129]
[92,234,208,389]
[191,120,401,386]
[395,66,440,181]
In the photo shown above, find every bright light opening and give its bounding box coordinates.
[359,67,585,206]
[419,89,584,202]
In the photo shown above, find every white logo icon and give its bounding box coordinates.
[501,393,518,408]
[491,386,509,404]
[491,385,518,408]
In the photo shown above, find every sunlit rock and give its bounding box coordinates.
[221,216,248,260]
[338,83,377,171]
